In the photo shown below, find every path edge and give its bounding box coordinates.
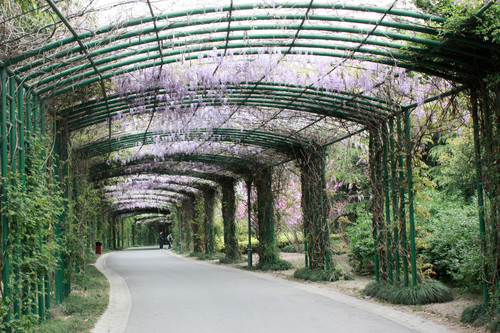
[92,253,132,333]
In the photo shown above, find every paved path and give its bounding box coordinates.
[93,247,454,333]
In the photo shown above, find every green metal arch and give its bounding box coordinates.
[106,175,218,193]
[78,128,305,156]
[91,158,244,183]
[7,3,448,69]
[65,83,393,131]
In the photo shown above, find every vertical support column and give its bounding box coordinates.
[53,120,67,305]
[43,112,50,319]
[397,114,409,287]
[177,205,182,252]
[369,129,381,282]
[9,76,22,319]
[0,67,11,322]
[255,168,277,266]
[299,147,330,270]
[203,188,215,256]
[389,118,400,284]
[481,84,500,302]
[471,90,489,306]
[404,108,418,287]
[246,180,252,268]
[121,219,124,248]
[382,123,393,283]
[18,84,28,320]
[221,178,240,261]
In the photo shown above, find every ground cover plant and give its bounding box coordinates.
[36,255,108,333]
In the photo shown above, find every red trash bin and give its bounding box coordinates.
[96,242,102,255]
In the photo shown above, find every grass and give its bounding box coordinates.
[461,303,488,326]
[219,256,244,264]
[363,280,453,305]
[36,254,109,333]
[255,259,293,271]
[294,267,353,282]
[189,251,224,261]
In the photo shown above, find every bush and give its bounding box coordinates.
[281,244,304,253]
[419,191,482,293]
[346,212,374,275]
[255,258,293,271]
[461,304,488,325]
[294,267,353,282]
[488,320,500,332]
[363,280,453,305]
[238,238,259,254]
[219,257,242,264]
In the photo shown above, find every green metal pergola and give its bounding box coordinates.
[0,0,498,325]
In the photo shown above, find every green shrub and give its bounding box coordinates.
[219,257,242,264]
[363,280,453,305]
[255,258,293,271]
[346,212,374,275]
[420,191,482,293]
[37,261,108,333]
[488,319,500,332]
[461,303,488,325]
[238,238,259,254]
[294,267,353,282]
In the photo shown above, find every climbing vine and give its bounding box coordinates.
[1,135,63,330]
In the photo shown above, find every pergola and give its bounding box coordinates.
[0,0,498,324]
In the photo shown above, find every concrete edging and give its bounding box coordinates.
[92,253,132,333]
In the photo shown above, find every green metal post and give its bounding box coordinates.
[17,81,26,318]
[9,76,22,319]
[404,108,418,287]
[320,148,330,271]
[246,180,252,268]
[132,223,135,247]
[304,241,309,268]
[471,90,489,306]
[8,78,16,170]
[25,94,32,136]
[389,118,400,283]
[121,219,124,248]
[369,130,380,282]
[40,106,50,320]
[1,67,11,322]
[383,124,393,283]
[397,114,409,287]
[177,206,182,252]
[32,95,39,134]
[53,120,65,305]
[208,191,215,256]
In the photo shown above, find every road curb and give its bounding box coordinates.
[91,253,132,333]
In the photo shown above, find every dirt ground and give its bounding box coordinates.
[233,252,487,333]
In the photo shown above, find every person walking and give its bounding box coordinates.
[167,233,173,249]
[159,231,164,249]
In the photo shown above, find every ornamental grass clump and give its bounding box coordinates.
[363,280,453,305]
[255,259,293,271]
[294,267,353,282]
[461,304,488,326]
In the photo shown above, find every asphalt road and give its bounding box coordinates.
[96,247,454,333]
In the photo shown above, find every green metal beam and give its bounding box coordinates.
[7,3,447,69]
[1,67,11,322]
